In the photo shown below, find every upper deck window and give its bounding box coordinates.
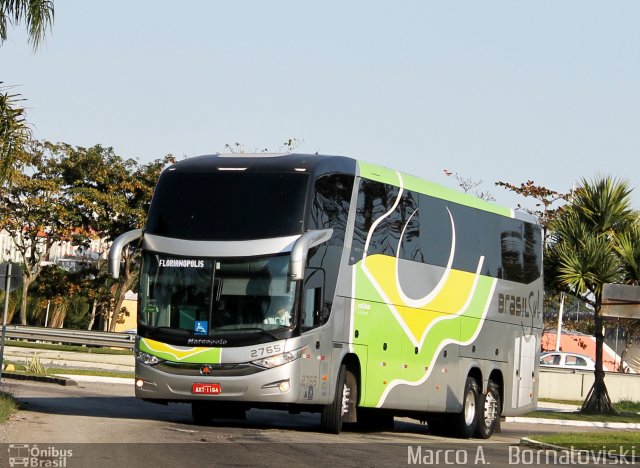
[146,171,308,240]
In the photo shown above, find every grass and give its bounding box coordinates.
[47,367,134,379]
[5,339,133,355]
[0,391,18,423]
[539,398,640,413]
[5,361,133,379]
[530,431,640,452]
[539,398,584,406]
[616,399,640,413]
[524,410,640,423]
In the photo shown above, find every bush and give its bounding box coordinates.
[25,353,46,374]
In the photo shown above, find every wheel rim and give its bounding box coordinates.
[341,383,351,416]
[483,391,498,427]
[464,389,476,426]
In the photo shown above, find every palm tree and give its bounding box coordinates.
[1,0,54,182]
[548,176,635,414]
[614,216,640,284]
[0,83,31,183]
[612,215,640,372]
[0,0,54,49]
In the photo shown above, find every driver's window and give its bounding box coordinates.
[302,288,319,330]
[302,269,325,332]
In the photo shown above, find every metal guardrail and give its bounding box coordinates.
[3,325,135,349]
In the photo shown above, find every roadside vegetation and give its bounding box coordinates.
[538,398,640,413]
[530,431,640,452]
[0,392,18,423]
[4,359,133,379]
[4,339,133,355]
[524,410,640,424]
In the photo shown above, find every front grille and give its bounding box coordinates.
[155,361,263,376]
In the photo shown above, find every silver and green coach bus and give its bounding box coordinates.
[109,153,542,438]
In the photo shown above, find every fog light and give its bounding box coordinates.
[278,380,290,393]
[136,379,144,388]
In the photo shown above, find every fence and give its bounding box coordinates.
[3,325,135,349]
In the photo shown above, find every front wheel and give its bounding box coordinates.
[320,365,357,434]
[452,377,480,438]
[475,380,501,439]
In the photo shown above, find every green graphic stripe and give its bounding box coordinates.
[352,265,495,407]
[357,160,512,217]
[139,339,222,364]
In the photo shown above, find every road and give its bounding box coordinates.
[0,379,622,467]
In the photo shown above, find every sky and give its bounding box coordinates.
[1,0,639,211]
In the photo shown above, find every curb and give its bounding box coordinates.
[507,416,640,429]
[520,437,640,463]
[0,372,78,386]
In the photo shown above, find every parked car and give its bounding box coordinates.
[539,351,608,371]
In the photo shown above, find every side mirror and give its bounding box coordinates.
[289,229,333,280]
[108,229,143,279]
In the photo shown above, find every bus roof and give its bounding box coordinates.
[169,154,535,222]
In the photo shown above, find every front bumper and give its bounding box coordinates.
[135,360,301,403]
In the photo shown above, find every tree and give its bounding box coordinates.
[611,214,640,372]
[0,0,54,50]
[0,140,75,324]
[444,169,495,201]
[2,0,54,185]
[547,176,635,414]
[0,83,31,184]
[495,180,567,244]
[224,137,303,154]
[48,142,174,330]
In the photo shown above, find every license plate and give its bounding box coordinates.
[192,383,221,395]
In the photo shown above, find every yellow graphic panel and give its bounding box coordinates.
[363,254,478,345]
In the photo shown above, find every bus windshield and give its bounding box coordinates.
[139,252,297,336]
[145,171,309,240]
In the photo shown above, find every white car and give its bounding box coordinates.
[539,351,606,371]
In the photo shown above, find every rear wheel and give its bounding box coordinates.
[320,365,357,434]
[475,380,501,439]
[451,377,480,438]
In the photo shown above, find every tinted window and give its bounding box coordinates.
[306,174,354,246]
[350,178,542,284]
[146,171,308,240]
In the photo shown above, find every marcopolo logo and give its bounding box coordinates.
[8,444,73,467]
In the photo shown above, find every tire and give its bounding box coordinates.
[320,364,357,434]
[475,380,501,439]
[191,401,214,425]
[452,377,480,438]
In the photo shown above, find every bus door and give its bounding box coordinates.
[511,334,537,409]
[298,269,332,403]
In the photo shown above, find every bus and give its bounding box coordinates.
[109,153,542,438]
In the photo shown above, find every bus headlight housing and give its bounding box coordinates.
[251,349,302,369]
[135,350,165,366]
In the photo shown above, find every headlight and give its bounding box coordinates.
[135,350,165,365]
[251,349,302,369]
